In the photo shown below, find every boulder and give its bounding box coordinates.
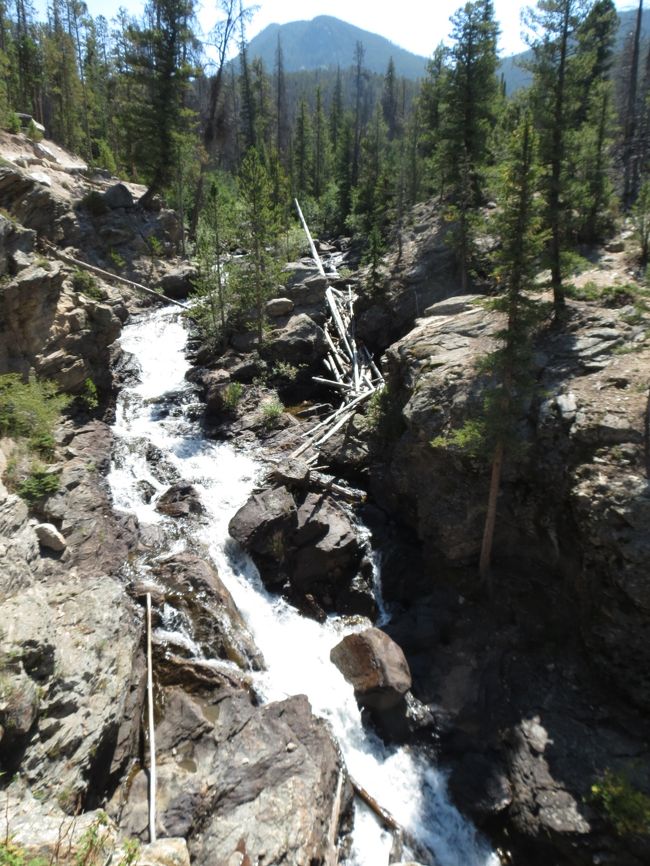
[423,294,482,317]
[0,785,119,864]
[263,314,327,366]
[282,260,320,287]
[0,164,75,242]
[291,494,362,595]
[330,628,412,711]
[159,264,198,300]
[229,484,366,614]
[103,182,134,209]
[151,554,262,671]
[137,839,191,866]
[116,689,352,866]
[0,667,39,757]
[155,482,204,518]
[268,458,311,488]
[27,171,51,187]
[228,485,297,558]
[266,297,294,317]
[203,369,234,419]
[0,258,122,393]
[304,273,329,291]
[35,522,66,552]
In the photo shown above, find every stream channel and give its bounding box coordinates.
[108,305,500,866]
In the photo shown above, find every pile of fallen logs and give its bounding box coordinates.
[291,200,384,463]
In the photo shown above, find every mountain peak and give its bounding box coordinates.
[246,16,429,79]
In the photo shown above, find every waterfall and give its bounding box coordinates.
[108,306,500,866]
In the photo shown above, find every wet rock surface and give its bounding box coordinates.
[330,627,412,711]
[114,688,352,866]
[228,481,371,617]
[149,552,262,670]
[155,481,204,518]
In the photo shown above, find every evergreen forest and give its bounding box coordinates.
[1,0,649,337]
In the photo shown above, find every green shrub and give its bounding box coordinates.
[261,396,284,427]
[26,119,42,142]
[17,463,60,502]
[0,373,70,453]
[271,361,301,381]
[108,249,125,270]
[94,139,117,175]
[6,112,20,134]
[431,417,488,459]
[72,269,104,300]
[560,251,591,278]
[565,280,600,301]
[0,841,47,866]
[601,282,646,308]
[223,381,243,410]
[81,378,99,411]
[146,234,163,257]
[591,770,650,836]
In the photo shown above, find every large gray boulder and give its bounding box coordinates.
[155,482,204,518]
[229,484,368,616]
[228,485,297,558]
[330,628,412,711]
[263,313,327,365]
[159,264,198,300]
[0,422,143,801]
[103,182,134,209]
[150,553,262,671]
[116,688,352,865]
[266,297,294,317]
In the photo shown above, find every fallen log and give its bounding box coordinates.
[294,198,326,277]
[146,593,157,843]
[42,242,190,311]
[350,777,436,866]
[312,377,355,391]
[290,391,374,457]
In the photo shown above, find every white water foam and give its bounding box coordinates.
[108,306,500,866]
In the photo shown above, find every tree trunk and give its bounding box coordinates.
[623,0,644,208]
[479,439,504,590]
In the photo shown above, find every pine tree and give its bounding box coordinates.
[236,147,281,344]
[43,0,83,152]
[312,86,329,200]
[238,23,256,152]
[293,97,312,200]
[621,0,644,207]
[524,0,588,312]
[418,42,448,180]
[334,114,355,233]
[192,174,237,347]
[438,0,500,289]
[123,0,199,205]
[274,34,289,164]
[381,56,399,139]
[478,110,544,584]
[550,0,616,244]
[444,0,499,202]
[329,65,343,154]
[14,0,41,116]
[352,40,366,186]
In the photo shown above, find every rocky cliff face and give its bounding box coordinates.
[380,295,650,712]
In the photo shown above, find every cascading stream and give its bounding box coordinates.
[108,306,500,866]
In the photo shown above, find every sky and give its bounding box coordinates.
[35,0,641,60]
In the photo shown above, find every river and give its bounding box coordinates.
[108,305,499,866]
